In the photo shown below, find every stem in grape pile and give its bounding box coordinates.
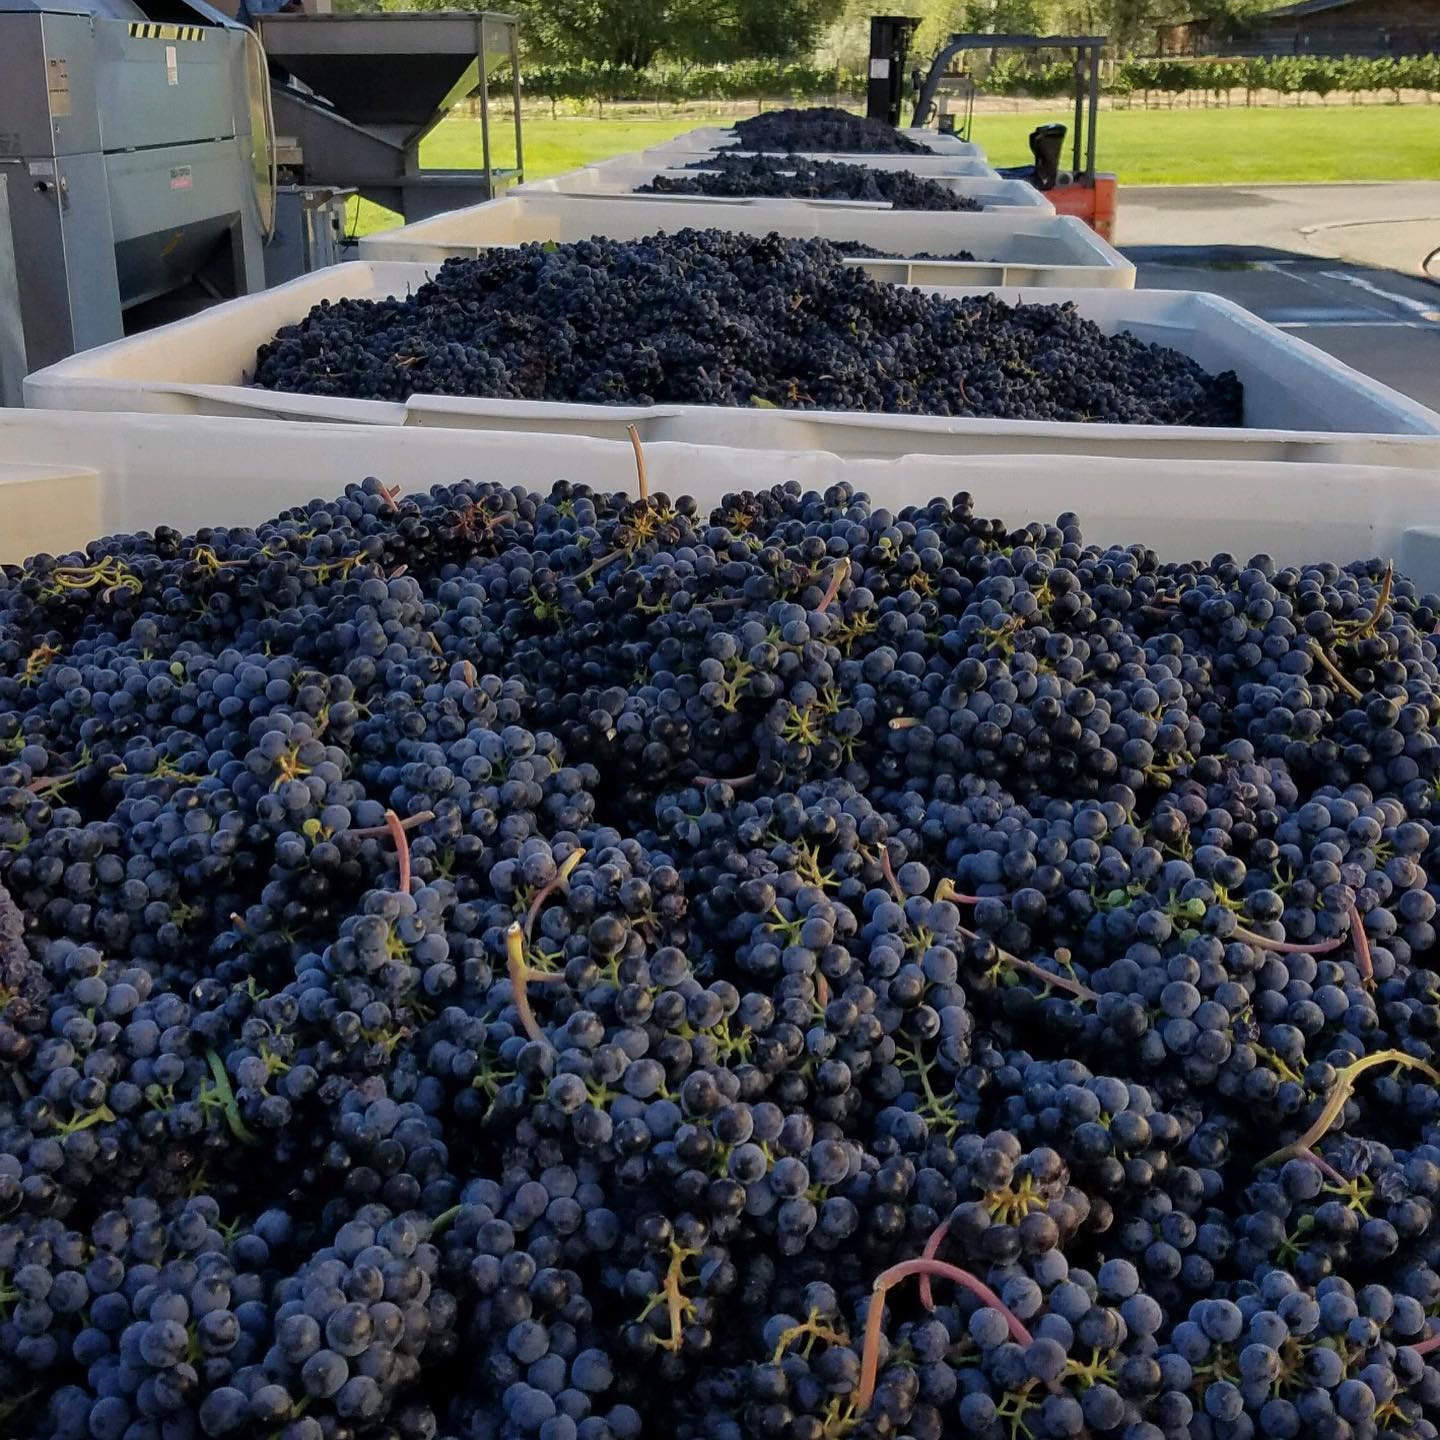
[878,847,905,904]
[1295,1147,1347,1185]
[956,921,1099,1004]
[430,1204,462,1237]
[626,424,649,502]
[884,855,1094,1002]
[933,877,982,907]
[573,549,628,584]
[1307,640,1364,702]
[857,1258,1033,1412]
[1260,1050,1440,1168]
[350,809,435,839]
[816,558,850,614]
[1230,923,1343,956]
[916,1217,950,1309]
[693,773,757,790]
[524,848,586,940]
[384,809,413,894]
[1348,904,1373,987]
[1348,563,1392,642]
[505,923,551,1049]
[203,1050,261,1147]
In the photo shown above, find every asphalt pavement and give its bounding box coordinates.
[1117,183,1440,410]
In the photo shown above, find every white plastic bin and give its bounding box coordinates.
[23,262,1440,468]
[4,411,1440,591]
[357,194,1134,289]
[512,165,1053,211]
[643,125,985,159]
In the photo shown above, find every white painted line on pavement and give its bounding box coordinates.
[1276,319,1440,330]
[1320,271,1440,321]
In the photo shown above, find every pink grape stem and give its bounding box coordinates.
[856,1258,1032,1412]
[1295,1147,1348,1185]
[878,848,905,905]
[933,878,982,906]
[385,809,412,894]
[350,809,434,839]
[916,1218,950,1309]
[1230,923,1343,955]
[1349,904,1373,986]
[816,558,850,614]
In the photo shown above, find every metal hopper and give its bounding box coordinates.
[258,10,522,222]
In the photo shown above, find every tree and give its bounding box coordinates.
[517,0,845,70]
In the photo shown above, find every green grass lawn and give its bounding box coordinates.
[350,103,1440,235]
[968,103,1440,185]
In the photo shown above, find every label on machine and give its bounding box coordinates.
[46,57,71,118]
[869,58,890,78]
[169,166,193,191]
[167,44,179,85]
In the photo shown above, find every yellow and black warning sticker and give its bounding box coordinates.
[127,22,206,40]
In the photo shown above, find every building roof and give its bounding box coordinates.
[1258,0,1366,18]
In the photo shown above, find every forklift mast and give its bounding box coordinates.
[911,33,1104,183]
[866,15,920,127]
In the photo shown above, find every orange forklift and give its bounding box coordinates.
[908,33,1119,241]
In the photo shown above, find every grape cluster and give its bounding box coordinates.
[640,154,982,210]
[2,467,1440,1440]
[252,228,1243,425]
[722,108,933,155]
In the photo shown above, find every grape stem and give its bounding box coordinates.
[627,424,649,502]
[878,847,905,905]
[957,923,1099,1004]
[1414,1330,1440,1357]
[816,558,850,614]
[881,855,1093,1001]
[430,1204,462,1237]
[349,809,434,839]
[573,548,628,584]
[933,877,982,907]
[1230,923,1343,956]
[1347,563,1392,643]
[1259,1049,1440,1168]
[1294,1147,1347,1185]
[202,1050,262,1147]
[693,773,757,790]
[1307,640,1364,702]
[385,810,414,894]
[916,1217,950,1309]
[505,922,563,1050]
[856,1258,1033,1412]
[1348,903,1373,988]
[524,848,586,940]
